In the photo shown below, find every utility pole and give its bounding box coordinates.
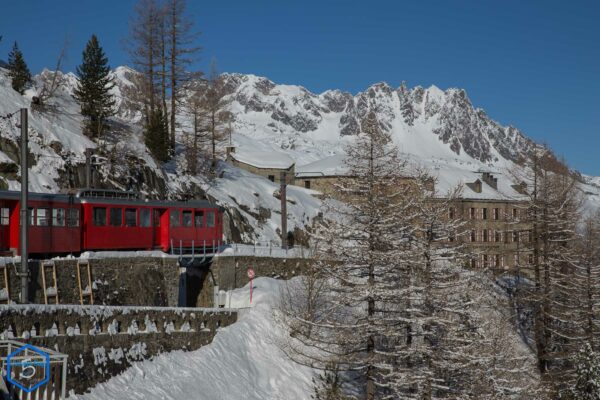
[85,148,92,189]
[280,171,287,250]
[19,108,29,303]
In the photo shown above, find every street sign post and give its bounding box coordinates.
[247,268,255,304]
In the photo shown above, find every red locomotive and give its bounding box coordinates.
[0,189,223,256]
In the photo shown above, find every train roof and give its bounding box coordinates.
[0,189,218,209]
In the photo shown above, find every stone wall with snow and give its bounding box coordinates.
[0,304,236,394]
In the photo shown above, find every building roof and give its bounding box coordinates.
[429,164,527,201]
[229,148,295,170]
[296,154,349,178]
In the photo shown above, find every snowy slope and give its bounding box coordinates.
[69,274,539,399]
[68,278,316,400]
[0,68,320,244]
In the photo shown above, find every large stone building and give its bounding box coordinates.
[226,146,295,184]
[295,154,532,272]
[443,171,532,271]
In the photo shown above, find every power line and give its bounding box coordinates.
[0,110,20,121]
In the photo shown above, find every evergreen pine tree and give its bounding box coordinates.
[145,108,169,162]
[7,42,32,95]
[73,34,116,138]
[563,343,600,400]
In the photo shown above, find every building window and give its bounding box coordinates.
[67,209,79,227]
[528,254,534,264]
[482,208,488,220]
[470,208,476,220]
[448,207,455,219]
[93,207,107,226]
[125,209,137,227]
[495,254,502,268]
[170,210,181,227]
[206,211,215,228]
[470,230,476,242]
[195,210,204,227]
[52,208,65,227]
[513,208,519,220]
[182,210,193,227]
[495,231,502,243]
[140,209,151,227]
[513,231,519,243]
[110,208,122,227]
[493,208,499,220]
[448,230,456,242]
[0,208,9,225]
[304,180,311,189]
[483,229,489,242]
[268,175,275,182]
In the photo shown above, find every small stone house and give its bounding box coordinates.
[226,146,295,184]
[294,154,349,196]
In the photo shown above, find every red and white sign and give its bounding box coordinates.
[247,268,255,304]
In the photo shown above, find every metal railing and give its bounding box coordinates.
[170,239,222,259]
[0,340,68,400]
[169,239,314,259]
[222,241,314,259]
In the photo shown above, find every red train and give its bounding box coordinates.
[0,189,223,256]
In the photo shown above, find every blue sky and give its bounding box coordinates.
[1,0,598,174]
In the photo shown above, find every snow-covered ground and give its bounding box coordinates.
[68,278,316,400]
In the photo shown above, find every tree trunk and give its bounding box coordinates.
[169,2,177,156]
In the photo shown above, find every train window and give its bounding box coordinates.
[125,208,137,227]
[140,209,151,227]
[110,208,123,227]
[37,208,50,226]
[206,211,215,227]
[93,207,107,226]
[194,210,204,227]
[0,208,9,225]
[170,210,180,227]
[52,208,65,227]
[182,211,192,227]
[67,209,79,227]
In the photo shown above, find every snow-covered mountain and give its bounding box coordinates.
[0,65,598,243]
[219,73,535,168]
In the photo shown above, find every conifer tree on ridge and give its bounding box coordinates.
[73,34,116,138]
[7,41,32,95]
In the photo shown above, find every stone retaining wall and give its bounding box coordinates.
[0,304,236,394]
[2,257,181,307]
[204,256,312,306]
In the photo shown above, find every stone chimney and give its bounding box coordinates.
[481,172,498,190]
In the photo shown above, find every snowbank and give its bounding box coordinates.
[68,277,316,400]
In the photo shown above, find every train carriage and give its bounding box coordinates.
[0,189,223,256]
[80,192,222,253]
[0,191,81,255]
